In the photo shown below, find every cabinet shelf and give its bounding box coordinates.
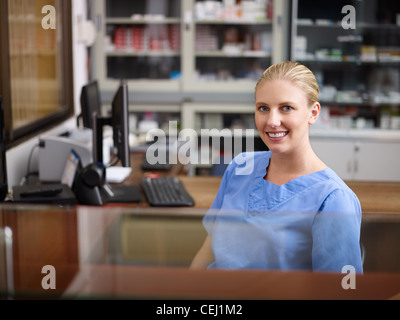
[297,59,400,66]
[106,50,180,57]
[319,100,400,108]
[195,50,270,58]
[310,128,400,142]
[297,22,400,30]
[195,19,272,25]
[106,17,181,25]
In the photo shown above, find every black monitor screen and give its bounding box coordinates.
[79,80,101,129]
[0,96,8,201]
[111,82,130,168]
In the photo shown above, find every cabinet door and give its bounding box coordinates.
[354,141,400,181]
[292,0,400,132]
[182,0,275,93]
[92,0,183,92]
[310,138,355,180]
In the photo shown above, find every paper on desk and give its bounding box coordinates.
[106,166,132,183]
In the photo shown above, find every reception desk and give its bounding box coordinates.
[1,204,400,301]
[1,152,400,301]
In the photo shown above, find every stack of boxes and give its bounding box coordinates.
[112,25,180,52]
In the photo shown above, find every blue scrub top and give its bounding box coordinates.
[204,151,363,273]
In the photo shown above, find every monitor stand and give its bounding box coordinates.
[100,184,141,203]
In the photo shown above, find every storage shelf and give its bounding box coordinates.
[195,18,272,25]
[195,50,270,58]
[106,50,180,57]
[106,17,181,24]
[297,22,400,30]
[310,128,400,142]
[318,100,400,107]
[297,59,400,66]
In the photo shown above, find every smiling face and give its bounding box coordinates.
[255,79,320,156]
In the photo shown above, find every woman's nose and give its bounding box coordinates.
[266,110,281,128]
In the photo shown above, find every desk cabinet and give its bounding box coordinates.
[311,137,400,181]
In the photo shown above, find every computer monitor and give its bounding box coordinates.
[0,96,8,202]
[92,81,130,167]
[78,80,101,129]
[110,81,130,167]
[88,81,140,204]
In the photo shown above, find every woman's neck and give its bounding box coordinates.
[265,147,327,185]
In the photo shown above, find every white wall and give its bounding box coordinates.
[5,0,89,188]
[72,0,90,116]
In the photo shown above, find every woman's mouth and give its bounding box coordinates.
[267,131,288,138]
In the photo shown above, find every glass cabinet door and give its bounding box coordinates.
[94,0,182,92]
[92,0,278,95]
[183,0,274,93]
[292,0,400,131]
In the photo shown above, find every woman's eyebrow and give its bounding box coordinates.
[256,101,296,107]
[278,101,296,106]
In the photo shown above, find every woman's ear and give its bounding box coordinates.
[308,102,321,125]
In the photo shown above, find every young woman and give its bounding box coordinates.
[190,61,363,273]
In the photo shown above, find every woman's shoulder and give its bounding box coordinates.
[228,151,271,176]
[319,168,361,209]
[322,168,354,191]
[232,150,271,164]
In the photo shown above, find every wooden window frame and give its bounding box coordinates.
[0,0,74,148]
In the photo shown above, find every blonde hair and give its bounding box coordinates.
[255,61,319,106]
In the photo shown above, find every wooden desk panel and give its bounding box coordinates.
[65,265,400,300]
[0,205,79,297]
[2,204,400,300]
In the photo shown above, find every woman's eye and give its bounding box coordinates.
[258,106,268,112]
[282,105,293,111]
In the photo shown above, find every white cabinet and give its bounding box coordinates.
[355,141,400,181]
[310,138,355,180]
[311,134,400,181]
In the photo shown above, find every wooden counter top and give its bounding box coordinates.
[346,181,400,215]
[182,176,400,214]
[125,152,400,214]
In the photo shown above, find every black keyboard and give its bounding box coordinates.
[141,176,195,207]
